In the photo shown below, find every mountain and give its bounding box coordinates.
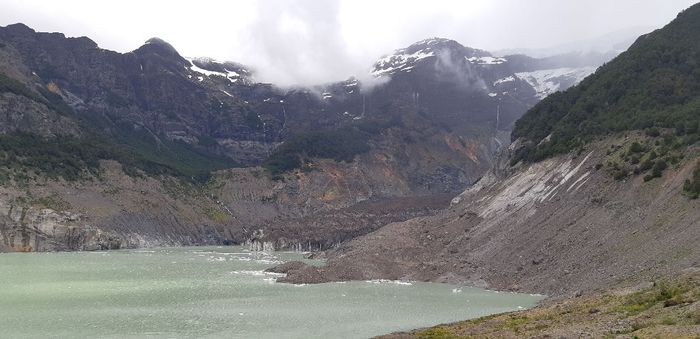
[512,6,700,164]
[0,24,610,252]
[274,4,700,302]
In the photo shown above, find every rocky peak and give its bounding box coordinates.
[1,23,36,36]
[134,37,186,64]
[371,37,493,76]
[0,23,98,50]
[407,37,488,57]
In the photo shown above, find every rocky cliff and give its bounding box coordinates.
[0,23,613,252]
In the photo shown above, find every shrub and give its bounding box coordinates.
[640,159,654,172]
[652,160,668,177]
[683,163,700,198]
[613,169,628,181]
[629,142,644,154]
[646,128,661,138]
[630,155,641,164]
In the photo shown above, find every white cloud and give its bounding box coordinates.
[0,0,696,86]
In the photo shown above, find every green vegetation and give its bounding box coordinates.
[416,327,458,339]
[262,118,395,176]
[202,206,231,223]
[409,273,700,339]
[601,131,690,183]
[614,282,691,315]
[0,131,236,183]
[107,122,238,182]
[511,5,700,164]
[683,162,700,198]
[0,132,117,181]
[263,129,370,175]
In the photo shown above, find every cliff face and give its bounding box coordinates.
[279,136,700,296]
[0,161,220,251]
[0,24,608,252]
[0,159,451,252]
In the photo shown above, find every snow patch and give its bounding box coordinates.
[515,67,596,99]
[371,49,435,76]
[467,56,507,65]
[493,76,515,86]
[186,57,244,84]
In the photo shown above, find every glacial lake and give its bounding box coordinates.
[0,247,544,338]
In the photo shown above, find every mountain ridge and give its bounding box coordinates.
[0,22,623,252]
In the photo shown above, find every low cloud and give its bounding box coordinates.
[1,0,695,87]
[357,74,391,95]
[434,50,486,92]
[238,0,368,87]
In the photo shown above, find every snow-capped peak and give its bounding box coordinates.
[371,38,495,76]
[185,57,251,84]
[371,48,436,76]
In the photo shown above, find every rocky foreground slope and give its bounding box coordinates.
[276,136,700,296]
[382,270,700,338]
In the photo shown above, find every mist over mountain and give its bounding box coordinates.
[1,0,695,86]
[0,19,624,254]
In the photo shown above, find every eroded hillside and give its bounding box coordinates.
[277,134,700,296]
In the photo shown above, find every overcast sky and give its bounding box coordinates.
[1,0,697,86]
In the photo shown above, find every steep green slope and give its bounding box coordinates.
[512,4,700,163]
[0,130,237,183]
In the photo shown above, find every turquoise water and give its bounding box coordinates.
[0,247,544,338]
